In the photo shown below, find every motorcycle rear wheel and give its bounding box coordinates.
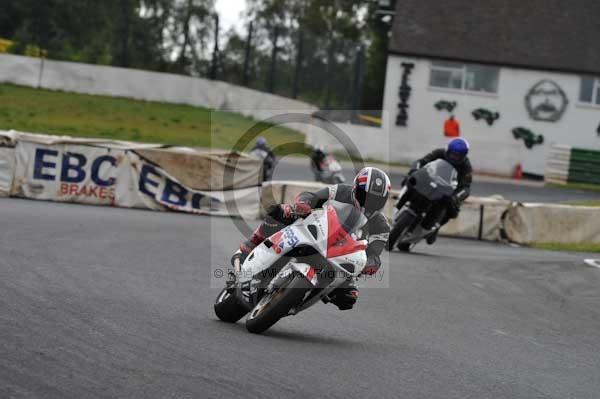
[396,242,412,252]
[214,288,248,323]
[246,274,312,334]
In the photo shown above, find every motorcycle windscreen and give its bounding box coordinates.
[250,148,269,160]
[325,201,368,258]
[424,159,459,189]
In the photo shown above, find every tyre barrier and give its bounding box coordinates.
[545,144,600,186]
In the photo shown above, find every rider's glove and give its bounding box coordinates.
[293,200,312,217]
[280,201,311,219]
[361,254,381,276]
[402,169,417,186]
[362,264,380,276]
[280,204,294,219]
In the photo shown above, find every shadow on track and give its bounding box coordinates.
[209,319,359,347]
[388,250,444,259]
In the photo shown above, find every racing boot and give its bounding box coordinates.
[426,223,441,245]
[328,281,359,311]
[238,215,283,258]
[230,250,246,267]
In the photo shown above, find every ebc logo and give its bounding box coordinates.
[34,148,116,186]
[33,148,117,200]
[33,148,222,211]
[138,164,222,211]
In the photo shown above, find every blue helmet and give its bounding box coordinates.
[446,138,469,164]
[256,137,266,146]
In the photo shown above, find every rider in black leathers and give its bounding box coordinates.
[310,145,327,172]
[396,138,472,244]
[251,137,275,181]
[234,167,391,310]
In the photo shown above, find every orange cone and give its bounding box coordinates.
[513,163,523,180]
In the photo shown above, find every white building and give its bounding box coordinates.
[376,0,600,177]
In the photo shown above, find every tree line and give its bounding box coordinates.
[0,0,394,110]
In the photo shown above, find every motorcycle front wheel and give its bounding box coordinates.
[386,211,416,252]
[245,274,312,334]
[214,288,248,323]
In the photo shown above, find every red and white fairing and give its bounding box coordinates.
[239,201,368,290]
[320,155,343,173]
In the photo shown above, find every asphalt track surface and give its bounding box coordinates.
[273,158,600,203]
[2,197,600,398]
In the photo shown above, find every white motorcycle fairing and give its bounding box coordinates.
[313,155,345,184]
[236,201,368,313]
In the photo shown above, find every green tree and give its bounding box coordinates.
[1,0,393,112]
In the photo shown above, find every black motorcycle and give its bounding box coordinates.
[249,147,275,181]
[386,159,458,252]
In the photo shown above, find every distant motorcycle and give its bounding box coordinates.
[214,201,368,334]
[249,148,275,181]
[386,159,458,252]
[312,154,345,184]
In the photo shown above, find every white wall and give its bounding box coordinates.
[381,55,600,176]
[304,120,391,162]
[5,53,598,176]
[0,54,318,131]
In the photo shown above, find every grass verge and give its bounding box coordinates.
[0,83,306,154]
[564,200,600,207]
[531,242,600,253]
[547,182,600,193]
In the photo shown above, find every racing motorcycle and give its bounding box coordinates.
[386,159,458,252]
[312,154,345,184]
[249,148,275,181]
[214,201,368,334]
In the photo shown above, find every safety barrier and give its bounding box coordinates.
[1,132,599,245]
[0,147,14,197]
[260,181,600,245]
[260,181,509,242]
[545,144,600,185]
[503,202,600,244]
[0,130,262,218]
[441,196,511,241]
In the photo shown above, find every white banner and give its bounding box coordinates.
[13,141,121,205]
[12,141,260,218]
[120,151,260,219]
[0,147,15,197]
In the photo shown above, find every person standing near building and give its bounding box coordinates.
[444,115,461,137]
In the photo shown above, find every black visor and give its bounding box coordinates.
[447,151,465,163]
[356,190,387,216]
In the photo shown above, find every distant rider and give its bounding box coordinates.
[310,145,327,172]
[250,137,275,181]
[233,167,392,311]
[397,138,472,244]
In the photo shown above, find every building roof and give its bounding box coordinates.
[389,0,600,75]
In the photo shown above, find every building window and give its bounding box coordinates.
[429,61,499,93]
[579,76,600,105]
